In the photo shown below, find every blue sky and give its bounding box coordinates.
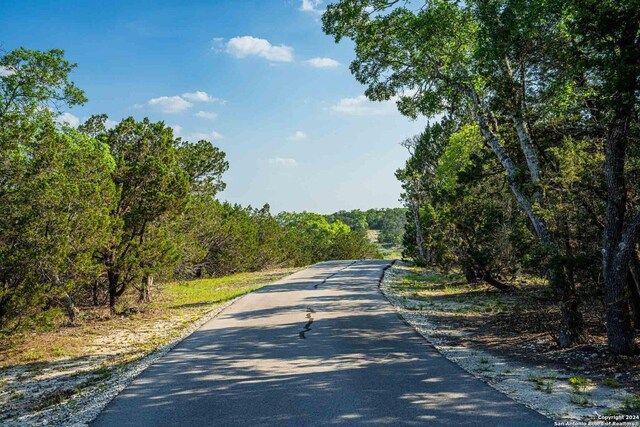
[2,0,427,213]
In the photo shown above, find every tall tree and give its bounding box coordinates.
[0,48,113,327]
[89,117,190,313]
[566,0,640,354]
[323,0,585,345]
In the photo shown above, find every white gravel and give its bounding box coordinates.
[4,264,636,425]
[380,263,637,424]
[1,296,244,427]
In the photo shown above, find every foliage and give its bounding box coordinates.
[325,208,407,245]
[324,0,640,352]
[0,47,381,330]
[0,49,113,328]
[279,211,381,265]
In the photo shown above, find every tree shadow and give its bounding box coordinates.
[92,260,551,426]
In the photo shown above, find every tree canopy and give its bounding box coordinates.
[324,0,640,354]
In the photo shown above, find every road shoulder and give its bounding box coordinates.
[380,262,637,423]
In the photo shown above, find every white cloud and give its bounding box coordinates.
[56,112,80,128]
[226,36,294,62]
[169,125,222,141]
[147,96,192,113]
[305,57,339,68]
[300,0,322,13]
[105,118,118,129]
[0,66,16,77]
[190,131,224,141]
[183,91,217,103]
[195,111,218,120]
[267,157,298,166]
[171,124,183,137]
[287,131,308,141]
[331,95,397,116]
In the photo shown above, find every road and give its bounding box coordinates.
[93,260,551,426]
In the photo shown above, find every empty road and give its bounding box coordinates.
[93,260,551,426]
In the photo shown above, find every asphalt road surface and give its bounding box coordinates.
[93,260,551,426]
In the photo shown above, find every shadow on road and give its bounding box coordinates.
[92,260,550,427]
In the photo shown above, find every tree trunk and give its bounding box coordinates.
[603,254,635,354]
[626,260,640,330]
[602,101,636,354]
[467,85,584,346]
[481,270,513,293]
[60,293,79,324]
[551,266,586,348]
[92,280,100,306]
[600,13,638,355]
[629,250,640,320]
[410,198,427,264]
[108,270,118,315]
[139,275,153,303]
[462,263,479,283]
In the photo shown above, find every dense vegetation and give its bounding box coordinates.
[325,208,406,245]
[324,0,640,354]
[0,47,380,332]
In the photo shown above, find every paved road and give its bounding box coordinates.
[93,260,551,426]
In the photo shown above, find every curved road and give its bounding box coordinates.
[93,260,551,426]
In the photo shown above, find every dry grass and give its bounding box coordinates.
[0,268,298,369]
[0,268,299,423]
[388,263,640,395]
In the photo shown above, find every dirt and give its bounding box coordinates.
[412,283,640,394]
[381,262,640,422]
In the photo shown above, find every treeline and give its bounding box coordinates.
[325,208,406,245]
[324,1,640,354]
[0,48,379,331]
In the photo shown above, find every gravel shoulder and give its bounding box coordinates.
[0,268,298,426]
[380,262,640,425]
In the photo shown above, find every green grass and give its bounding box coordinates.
[568,376,594,394]
[379,246,403,260]
[161,274,267,309]
[623,396,640,412]
[569,394,591,406]
[0,268,297,368]
[601,396,640,417]
[527,374,556,394]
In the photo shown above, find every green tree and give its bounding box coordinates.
[0,48,113,328]
[0,47,86,121]
[323,0,586,347]
[90,117,190,313]
[378,209,407,246]
[326,210,369,232]
[563,0,640,354]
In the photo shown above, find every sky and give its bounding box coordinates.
[1,0,428,214]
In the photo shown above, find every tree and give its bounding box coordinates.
[378,209,406,246]
[171,138,229,279]
[564,0,640,354]
[323,0,586,347]
[90,117,190,314]
[278,212,380,264]
[325,210,369,232]
[0,47,86,121]
[0,48,113,328]
[396,125,448,264]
